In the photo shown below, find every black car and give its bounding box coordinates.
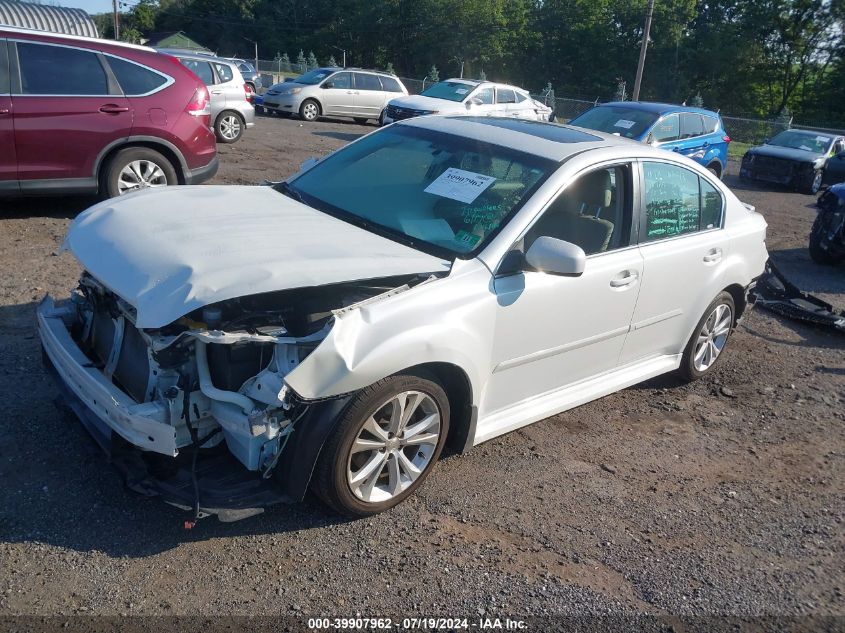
[740,129,845,194]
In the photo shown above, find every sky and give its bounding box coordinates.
[47,0,116,16]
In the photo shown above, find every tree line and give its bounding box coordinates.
[97,0,845,126]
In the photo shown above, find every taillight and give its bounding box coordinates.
[723,135,731,143]
[186,85,210,117]
[244,83,250,101]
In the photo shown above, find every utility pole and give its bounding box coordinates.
[632,0,654,101]
[112,0,120,40]
[243,37,258,71]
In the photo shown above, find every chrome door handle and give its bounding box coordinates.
[211,90,222,95]
[703,247,722,263]
[98,104,129,114]
[610,271,639,288]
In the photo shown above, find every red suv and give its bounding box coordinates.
[0,27,218,198]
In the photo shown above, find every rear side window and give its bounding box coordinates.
[496,88,516,104]
[179,59,213,85]
[213,63,234,83]
[642,162,723,241]
[515,92,528,103]
[18,42,108,95]
[354,73,382,91]
[680,113,704,139]
[108,56,167,96]
[379,76,403,92]
[702,115,720,133]
[238,63,251,74]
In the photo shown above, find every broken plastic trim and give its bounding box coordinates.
[751,259,845,333]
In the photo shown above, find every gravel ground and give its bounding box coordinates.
[0,115,843,626]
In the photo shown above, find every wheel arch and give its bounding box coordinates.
[95,137,188,186]
[723,282,747,323]
[706,159,723,178]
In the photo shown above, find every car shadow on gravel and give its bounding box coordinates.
[0,196,98,219]
[0,300,354,558]
[769,247,845,295]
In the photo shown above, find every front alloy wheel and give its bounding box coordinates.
[314,374,450,516]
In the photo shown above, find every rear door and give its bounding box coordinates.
[11,40,132,187]
[494,86,516,116]
[676,112,708,165]
[0,38,17,193]
[352,72,387,118]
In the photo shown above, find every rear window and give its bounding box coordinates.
[108,56,167,96]
[18,42,108,95]
[702,115,720,133]
[379,76,403,92]
[179,59,213,85]
[496,88,516,104]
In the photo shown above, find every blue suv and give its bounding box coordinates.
[569,102,731,178]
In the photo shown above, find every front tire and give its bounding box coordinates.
[101,147,177,198]
[802,169,823,195]
[215,111,244,143]
[809,213,841,264]
[313,374,450,517]
[299,99,321,122]
[679,292,735,381]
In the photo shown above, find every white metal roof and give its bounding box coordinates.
[0,0,97,38]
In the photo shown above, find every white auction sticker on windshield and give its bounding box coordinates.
[455,88,469,95]
[614,119,636,129]
[424,168,496,204]
[816,135,830,143]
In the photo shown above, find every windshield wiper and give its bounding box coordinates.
[274,180,305,204]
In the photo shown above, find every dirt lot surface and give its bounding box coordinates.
[0,115,843,625]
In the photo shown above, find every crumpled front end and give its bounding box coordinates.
[38,272,424,519]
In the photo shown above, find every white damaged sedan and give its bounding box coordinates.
[38,116,768,519]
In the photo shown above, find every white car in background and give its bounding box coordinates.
[384,78,554,124]
[38,116,768,521]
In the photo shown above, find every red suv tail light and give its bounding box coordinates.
[186,85,211,123]
[723,135,731,143]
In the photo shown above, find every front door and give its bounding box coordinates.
[12,40,132,186]
[320,72,355,116]
[0,39,17,193]
[482,163,642,415]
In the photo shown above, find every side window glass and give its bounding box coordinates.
[213,63,234,83]
[238,64,251,73]
[515,92,527,103]
[474,87,493,104]
[643,162,701,241]
[379,76,402,92]
[525,165,632,256]
[326,72,351,89]
[652,114,679,142]
[496,88,516,104]
[0,40,8,94]
[700,178,723,230]
[18,42,108,95]
[179,59,213,85]
[702,115,719,134]
[108,56,167,95]
[680,113,704,139]
[354,73,382,91]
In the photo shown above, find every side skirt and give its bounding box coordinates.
[473,354,682,445]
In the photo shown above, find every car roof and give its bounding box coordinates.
[164,50,235,65]
[599,101,720,117]
[776,128,841,138]
[0,24,156,53]
[399,115,653,162]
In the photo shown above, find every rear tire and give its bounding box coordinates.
[215,111,244,143]
[809,213,841,265]
[679,292,735,382]
[101,147,178,199]
[299,99,321,122]
[706,162,722,179]
[313,374,450,517]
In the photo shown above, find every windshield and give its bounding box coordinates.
[294,68,334,85]
[569,106,659,139]
[768,130,832,154]
[420,81,478,103]
[285,126,555,258]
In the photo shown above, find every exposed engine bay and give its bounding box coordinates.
[66,271,431,478]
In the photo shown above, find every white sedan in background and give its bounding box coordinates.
[383,78,554,124]
[38,116,768,521]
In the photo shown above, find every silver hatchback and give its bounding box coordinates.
[165,51,256,143]
[263,67,408,125]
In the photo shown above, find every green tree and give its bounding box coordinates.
[307,51,319,68]
[280,52,290,72]
[385,61,395,75]
[428,64,439,82]
[327,55,337,67]
[296,50,306,68]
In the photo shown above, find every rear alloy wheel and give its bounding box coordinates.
[299,99,320,122]
[679,291,735,381]
[102,147,177,198]
[215,111,244,143]
[313,374,450,517]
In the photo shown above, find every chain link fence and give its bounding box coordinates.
[253,62,845,143]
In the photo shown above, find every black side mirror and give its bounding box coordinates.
[322,81,334,89]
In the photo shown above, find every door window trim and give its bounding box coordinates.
[0,39,9,94]
[636,158,726,246]
[496,159,642,276]
[102,53,174,96]
[650,113,680,144]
